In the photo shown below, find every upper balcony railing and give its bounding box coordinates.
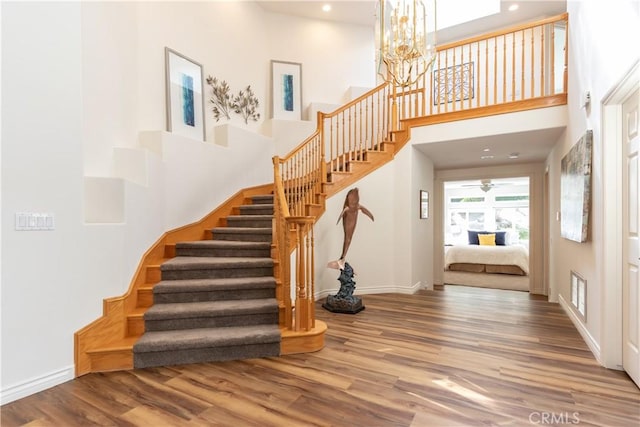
[398,13,568,124]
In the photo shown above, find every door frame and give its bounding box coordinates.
[601,60,639,370]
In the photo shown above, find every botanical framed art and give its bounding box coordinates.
[433,62,474,105]
[560,130,593,243]
[270,60,302,120]
[420,190,429,219]
[165,47,206,141]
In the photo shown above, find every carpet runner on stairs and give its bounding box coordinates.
[133,194,281,369]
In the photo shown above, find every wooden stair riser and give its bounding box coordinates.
[146,266,161,283]
[327,171,350,184]
[127,316,145,336]
[86,349,133,372]
[307,204,324,217]
[137,288,154,308]
[164,244,176,258]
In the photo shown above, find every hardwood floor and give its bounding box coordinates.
[2,286,639,426]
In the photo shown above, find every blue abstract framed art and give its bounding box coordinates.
[165,47,205,141]
[270,60,302,120]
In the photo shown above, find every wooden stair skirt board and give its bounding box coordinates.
[133,194,283,369]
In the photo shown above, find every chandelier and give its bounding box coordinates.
[376,0,437,87]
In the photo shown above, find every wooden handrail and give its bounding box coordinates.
[319,82,389,119]
[436,13,569,51]
[272,12,569,339]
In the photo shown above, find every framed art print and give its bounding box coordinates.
[271,60,302,120]
[420,190,429,219]
[165,47,206,141]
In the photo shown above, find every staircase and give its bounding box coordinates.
[76,13,570,375]
[133,194,281,369]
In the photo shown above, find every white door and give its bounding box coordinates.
[623,87,640,388]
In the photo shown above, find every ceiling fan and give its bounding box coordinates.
[461,179,505,192]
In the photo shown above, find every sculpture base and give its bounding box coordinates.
[322,295,365,314]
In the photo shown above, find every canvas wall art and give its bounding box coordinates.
[560,130,593,243]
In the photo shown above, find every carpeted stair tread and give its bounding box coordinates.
[250,194,274,203]
[176,241,271,249]
[133,324,280,353]
[242,202,273,207]
[226,214,273,220]
[154,276,276,294]
[212,227,272,234]
[225,215,273,228]
[161,256,273,271]
[144,298,278,320]
[133,192,280,370]
[238,205,274,215]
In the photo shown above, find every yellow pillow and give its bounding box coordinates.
[478,233,496,246]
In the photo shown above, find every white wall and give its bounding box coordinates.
[1,1,377,404]
[314,147,434,297]
[411,148,435,290]
[545,0,640,364]
[81,1,139,177]
[265,12,376,115]
[2,0,85,403]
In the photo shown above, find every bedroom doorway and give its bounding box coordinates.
[442,177,531,292]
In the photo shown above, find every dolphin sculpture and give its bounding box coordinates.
[328,187,374,270]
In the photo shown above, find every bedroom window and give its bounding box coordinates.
[444,177,530,246]
[495,206,529,244]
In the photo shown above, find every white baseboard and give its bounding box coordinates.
[558,294,602,365]
[1,365,74,405]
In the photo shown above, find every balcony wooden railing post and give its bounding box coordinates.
[391,84,398,131]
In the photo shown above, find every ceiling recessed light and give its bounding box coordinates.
[508,4,519,12]
[483,148,491,152]
[322,4,331,13]
[481,155,494,160]
[509,153,520,159]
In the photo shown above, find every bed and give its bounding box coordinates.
[443,240,530,291]
[445,244,529,276]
